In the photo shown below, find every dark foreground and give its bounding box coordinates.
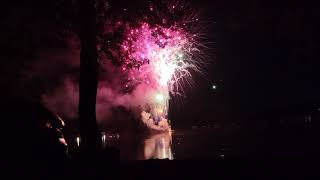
[6,155,320,179]
[3,99,320,178]
[6,124,320,179]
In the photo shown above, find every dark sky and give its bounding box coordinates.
[1,0,319,128]
[171,0,320,127]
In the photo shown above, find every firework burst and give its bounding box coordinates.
[98,0,209,131]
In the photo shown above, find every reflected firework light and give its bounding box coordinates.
[144,132,174,160]
[102,133,106,148]
[76,136,80,147]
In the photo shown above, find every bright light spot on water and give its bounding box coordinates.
[76,137,80,147]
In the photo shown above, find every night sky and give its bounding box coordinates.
[172,0,320,128]
[1,0,319,129]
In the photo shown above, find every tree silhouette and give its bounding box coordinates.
[78,0,101,154]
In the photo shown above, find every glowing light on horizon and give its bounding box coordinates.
[212,85,217,89]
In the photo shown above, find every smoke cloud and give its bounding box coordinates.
[29,39,164,131]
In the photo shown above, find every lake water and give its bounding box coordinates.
[68,125,263,160]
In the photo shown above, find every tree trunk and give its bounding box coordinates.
[78,0,101,154]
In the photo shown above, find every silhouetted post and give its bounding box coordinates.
[78,0,101,154]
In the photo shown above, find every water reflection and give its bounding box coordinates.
[72,133,120,148]
[101,132,120,148]
[76,136,80,147]
[143,132,174,160]
[102,134,106,148]
[71,132,174,160]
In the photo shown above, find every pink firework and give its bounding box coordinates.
[120,22,202,128]
[98,0,208,130]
